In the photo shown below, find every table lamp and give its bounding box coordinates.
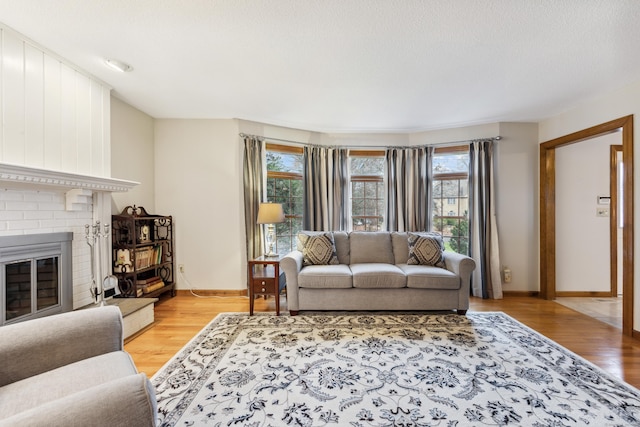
[257,202,285,257]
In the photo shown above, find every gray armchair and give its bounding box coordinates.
[0,306,157,427]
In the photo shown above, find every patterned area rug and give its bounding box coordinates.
[152,312,640,426]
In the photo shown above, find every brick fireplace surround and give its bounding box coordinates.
[0,163,137,317]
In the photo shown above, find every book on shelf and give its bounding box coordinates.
[133,245,163,269]
[134,247,149,269]
[137,280,165,294]
[136,276,161,285]
[136,275,164,293]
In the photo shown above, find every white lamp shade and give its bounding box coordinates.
[256,203,285,224]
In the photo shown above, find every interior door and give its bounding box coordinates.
[539,115,634,336]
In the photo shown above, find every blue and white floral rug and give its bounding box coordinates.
[152,312,640,426]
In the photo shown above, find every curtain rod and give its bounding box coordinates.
[239,133,502,149]
[239,133,305,145]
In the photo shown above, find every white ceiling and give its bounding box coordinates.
[1,0,640,133]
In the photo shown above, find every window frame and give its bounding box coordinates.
[265,143,304,254]
[260,143,472,251]
[431,145,470,255]
[349,150,385,232]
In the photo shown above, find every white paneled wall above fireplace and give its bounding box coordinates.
[0,24,111,177]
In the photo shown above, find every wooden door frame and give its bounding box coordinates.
[611,145,623,297]
[540,115,634,336]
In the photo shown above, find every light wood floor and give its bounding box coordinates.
[124,294,640,388]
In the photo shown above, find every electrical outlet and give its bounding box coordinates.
[179,264,184,273]
[503,266,512,283]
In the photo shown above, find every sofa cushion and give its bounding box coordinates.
[298,232,339,266]
[296,231,327,251]
[332,231,350,264]
[349,232,394,264]
[298,264,353,289]
[391,232,410,264]
[0,351,138,419]
[350,263,406,288]
[297,231,350,264]
[399,264,460,289]
[407,232,445,267]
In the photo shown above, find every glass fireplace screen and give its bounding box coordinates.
[5,257,59,322]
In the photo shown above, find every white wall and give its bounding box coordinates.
[110,96,155,213]
[539,78,640,330]
[555,134,616,293]
[0,25,111,177]
[154,119,244,291]
[494,122,539,293]
[410,123,501,146]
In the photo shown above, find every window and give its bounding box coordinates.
[350,151,385,231]
[262,144,471,253]
[266,144,303,254]
[432,146,470,255]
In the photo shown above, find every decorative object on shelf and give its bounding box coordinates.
[111,206,175,299]
[256,202,285,257]
[85,221,113,305]
[114,249,133,273]
[139,224,151,243]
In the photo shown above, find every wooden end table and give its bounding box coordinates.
[248,254,286,315]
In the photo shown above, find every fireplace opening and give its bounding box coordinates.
[0,233,72,326]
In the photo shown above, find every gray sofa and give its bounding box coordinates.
[281,231,476,315]
[0,306,157,427]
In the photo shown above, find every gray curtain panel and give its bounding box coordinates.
[469,139,503,299]
[385,146,433,232]
[303,146,349,231]
[242,136,265,260]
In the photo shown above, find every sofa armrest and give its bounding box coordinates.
[0,306,124,387]
[0,373,157,427]
[443,251,476,280]
[443,251,476,308]
[281,250,303,312]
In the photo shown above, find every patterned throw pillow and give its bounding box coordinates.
[298,233,340,266]
[407,232,445,267]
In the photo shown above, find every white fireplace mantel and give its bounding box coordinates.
[1,162,139,212]
[0,162,139,193]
